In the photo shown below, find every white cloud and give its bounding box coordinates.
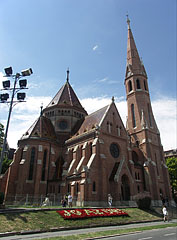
[98,77,108,83]
[1,95,176,151]
[96,77,119,85]
[81,96,177,151]
[92,45,98,51]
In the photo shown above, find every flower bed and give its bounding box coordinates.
[57,208,129,220]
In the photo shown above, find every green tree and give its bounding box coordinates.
[1,156,12,174]
[166,157,177,195]
[0,123,4,146]
[0,123,12,174]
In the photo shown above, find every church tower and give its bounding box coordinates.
[125,17,172,203]
[43,69,87,146]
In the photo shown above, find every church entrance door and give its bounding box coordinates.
[121,174,130,201]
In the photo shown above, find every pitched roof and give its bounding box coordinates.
[75,105,110,136]
[20,115,57,141]
[46,80,86,113]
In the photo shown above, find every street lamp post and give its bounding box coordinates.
[0,67,33,175]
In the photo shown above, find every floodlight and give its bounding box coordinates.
[0,93,9,101]
[4,67,13,76]
[19,79,27,88]
[17,92,26,100]
[2,80,10,89]
[21,68,33,76]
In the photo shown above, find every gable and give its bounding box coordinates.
[99,102,127,137]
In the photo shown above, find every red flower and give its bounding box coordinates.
[57,208,129,220]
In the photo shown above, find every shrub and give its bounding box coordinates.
[137,197,151,210]
[0,192,4,204]
[173,194,177,205]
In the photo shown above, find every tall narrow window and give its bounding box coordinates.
[67,183,71,193]
[76,182,80,193]
[41,149,47,181]
[147,104,152,127]
[144,80,147,90]
[131,104,136,128]
[110,123,112,133]
[155,153,159,176]
[128,80,132,92]
[89,142,92,157]
[92,181,96,192]
[136,79,141,89]
[80,145,83,158]
[28,147,35,180]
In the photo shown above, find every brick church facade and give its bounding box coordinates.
[0,19,172,206]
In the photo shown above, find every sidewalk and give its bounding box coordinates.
[0,218,177,239]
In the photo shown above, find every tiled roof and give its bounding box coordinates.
[46,81,86,112]
[75,105,110,136]
[21,115,57,141]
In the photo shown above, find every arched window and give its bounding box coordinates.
[92,181,96,192]
[107,122,109,132]
[89,142,92,157]
[144,80,147,90]
[80,145,83,158]
[67,183,71,193]
[128,80,132,92]
[20,148,24,161]
[132,151,139,165]
[110,123,112,133]
[116,126,121,136]
[136,79,141,89]
[76,182,80,193]
[155,153,159,176]
[41,149,47,181]
[147,104,152,127]
[131,104,136,128]
[28,147,35,180]
[58,185,60,193]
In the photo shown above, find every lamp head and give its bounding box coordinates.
[2,80,10,89]
[0,93,9,102]
[21,68,33,76]
[4,67,13,76]
[19,79,27,88]
[17,92,26,101]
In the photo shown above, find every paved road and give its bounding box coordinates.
[1,220,177,240]
[102,227,177,240]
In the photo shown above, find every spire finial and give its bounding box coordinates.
[112,96,115,102]
[66,68,69,82]
[40,103,43,116]
[126,13,130,29]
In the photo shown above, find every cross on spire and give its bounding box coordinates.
[66,68,69,82]
[126,13,130,29]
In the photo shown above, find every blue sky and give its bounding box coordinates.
[0,0,176,150]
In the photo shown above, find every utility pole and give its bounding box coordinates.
[0,67,33,176]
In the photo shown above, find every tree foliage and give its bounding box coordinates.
[0,122,13,174]
[166,157,177,194]
[0,123,4,145]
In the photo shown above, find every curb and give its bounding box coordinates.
[0,219,170,238]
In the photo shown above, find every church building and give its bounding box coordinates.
[0,18,172,206]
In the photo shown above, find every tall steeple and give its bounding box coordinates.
[126,16,147,78]
[124,18,172,202]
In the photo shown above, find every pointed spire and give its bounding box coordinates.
[126,17,146,76]
[66,68,69,82]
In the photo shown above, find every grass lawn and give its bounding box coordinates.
[0,208,163,233]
